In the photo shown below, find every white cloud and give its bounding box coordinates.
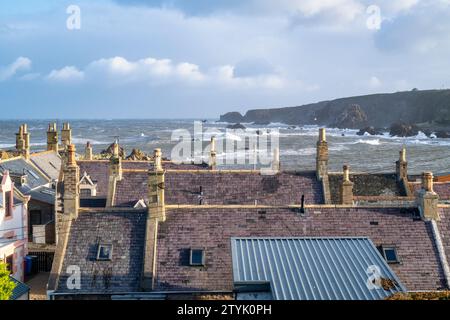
[0,57,31,81]
[53,56,294,90]
[47,66,84,82]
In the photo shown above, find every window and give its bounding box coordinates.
[6,255,13,274]
[5,191,12,217]
[379,246,399,264]
[80,188,92,198]
[96,244,113,261]
[189,249,205,266]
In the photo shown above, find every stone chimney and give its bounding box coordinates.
[142,149,166,290]
[85,142,93,160]
[340,165,354,205]
[209,136,217,170]
[47,123,59,152]
[63,144,79,219]
[16,124,30,160]
[272,147,280,173]
[396,147,408,182]
[316,128,329,180]
[149,148,165,221]
[61,123,72,148]
[417,172,440,220]
[106,140,122,207]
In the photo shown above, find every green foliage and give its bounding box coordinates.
[0,262,16,300]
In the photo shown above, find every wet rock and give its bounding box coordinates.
[101,143,125,158]
[227,123,246,130]
[389,122,420,137]
[434,130,450,138]
[126,148,151,161]
[331,104,368,129]
[219,112,244,123]
[357,126,383,136]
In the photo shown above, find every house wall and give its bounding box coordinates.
[1,176,28,282]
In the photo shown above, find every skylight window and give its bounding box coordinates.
[27,169,39,179]
[189,249,205,266]
[96,244,113,261]
[379,246,399,264]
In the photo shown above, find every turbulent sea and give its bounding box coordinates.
[0,119,449,175]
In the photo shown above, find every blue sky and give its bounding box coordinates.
[1,0,450,119]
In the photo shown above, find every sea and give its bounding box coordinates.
[0,119,449,175]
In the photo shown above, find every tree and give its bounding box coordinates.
[0,262,16,300]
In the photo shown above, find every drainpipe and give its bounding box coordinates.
[430,220,450,289]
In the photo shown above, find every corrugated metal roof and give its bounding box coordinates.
[231,237,406,300]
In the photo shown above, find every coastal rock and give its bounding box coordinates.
[227,123,246,130]
[101,143,125,158]
[331,104,368,129]
[389,122,420,137]
[126,148,151,161]
[220,112,244,123]
[357,126,383,136]
[435,130,450,139]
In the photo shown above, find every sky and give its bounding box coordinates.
[0,0,450,119]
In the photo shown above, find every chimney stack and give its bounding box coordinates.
[142,149,166,291]
[47,123,59,152]
[106,140,122,207]
[396,147,408,182]
[85,142,93,160]
[16,124,30,160]
[61,123,72,148]
[340,165,354,205]
[149,149,165,220]
[272,147,280,173]
[63,144,80,219]
[417,172,440,220]
[209,136,217,170]
[154,148,163,172]
[316,128,329,180]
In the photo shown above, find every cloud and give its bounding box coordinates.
[46,66,84,82]
[49,55,293,90]
[0,56,31,81]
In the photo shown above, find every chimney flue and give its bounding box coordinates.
[154,148,163,172]
[316,128,329,180]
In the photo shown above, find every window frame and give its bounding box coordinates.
[96,243,113,261]
[380,246,400,264]
[189,248,205,266]
[5,191,12,218]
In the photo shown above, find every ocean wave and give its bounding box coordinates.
[72,137,109,145]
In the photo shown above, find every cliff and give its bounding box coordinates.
[220,89,450,130]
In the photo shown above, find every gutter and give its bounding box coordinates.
[430,220,450,289]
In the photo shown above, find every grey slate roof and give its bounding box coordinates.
[9,276,30,300]
[231,237,406,300]
[28,185,56,205]
[57,210,147,294]
[0,158,49,192]
[30,151,61,181]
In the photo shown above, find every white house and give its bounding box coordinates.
[0,170,29,282]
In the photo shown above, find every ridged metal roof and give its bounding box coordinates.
[231,237,406,300]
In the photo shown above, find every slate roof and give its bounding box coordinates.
[155,207,445,292]
[114,171,324,207]
[9,276,30,300]
[77,160,208,199]
[329,174,403,204]
[409,182,450,200]
[30,151,61,181]
[56,210,147,294]
[231,237,405,300]
[0,157,50,193]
